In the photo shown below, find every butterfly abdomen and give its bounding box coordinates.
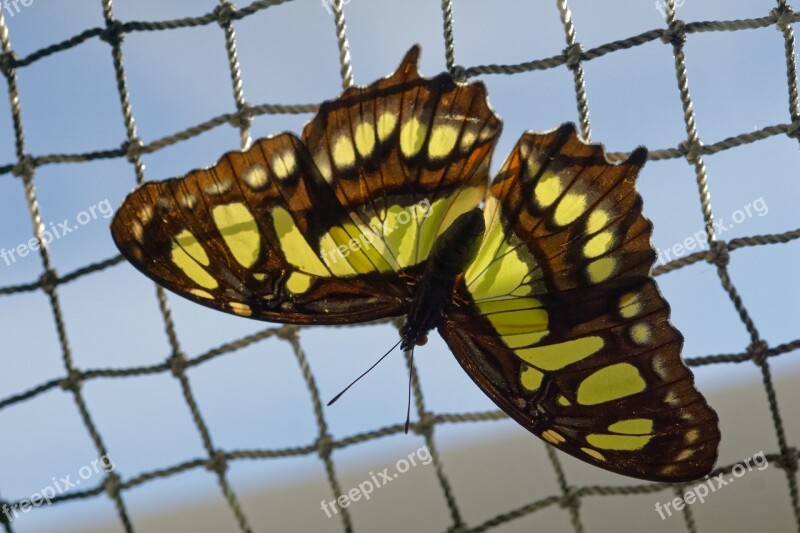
[401,209,485,349]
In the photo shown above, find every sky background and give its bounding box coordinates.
[0,1,798,531]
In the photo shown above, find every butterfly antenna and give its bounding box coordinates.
[327,338,403,406]
[405,346,415,434]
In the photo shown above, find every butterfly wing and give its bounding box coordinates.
[301,45,501,271]
[440,124,720,481]
[111,46,501,325]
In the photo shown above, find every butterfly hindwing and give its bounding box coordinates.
[111,46,501,325]
[441,125,720,481]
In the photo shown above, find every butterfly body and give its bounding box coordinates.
[111,46,720,482]
[401,208,485,350]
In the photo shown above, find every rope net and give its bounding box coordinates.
[1,1,799,531]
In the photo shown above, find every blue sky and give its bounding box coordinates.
[1,1,798,531]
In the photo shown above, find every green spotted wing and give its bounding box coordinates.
[439,124,720,482]
[111,46,501,324]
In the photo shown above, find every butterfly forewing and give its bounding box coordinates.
[111,46,501,325]
[442,125,719,481]
[302,46,501,270]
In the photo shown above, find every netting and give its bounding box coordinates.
[1,1,799,532]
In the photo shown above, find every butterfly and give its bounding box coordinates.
[111,45,719,482]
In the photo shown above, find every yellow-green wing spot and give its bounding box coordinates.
[581,447,606,462]
[586,209,610,234]
[576,363,646,405]
[466,198,539,300]
[285,272,314,295]
[211,203,261,269]
[618,291,642,318]
[629,323,652,345]
[377,111,397,142]
[171,230,218,290]
[587,256,617,283]
[354,121,376,157]
[228,302,253,317]
[553,192,588,226]
[271,150,297,181]
[517,336,604,371]
[428,124,459,160]
[520,365,544,392]
[586,418,655,451]
[532,170,563,208]
[271,207,329,277]
[400,117,426,158]
[189,289,214,300]
[476,298,548,335]
[542,429,567,445]
[608,418,654,434]
[584,230,615,258]
[332,134,357,169]
[242,165,269,190]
